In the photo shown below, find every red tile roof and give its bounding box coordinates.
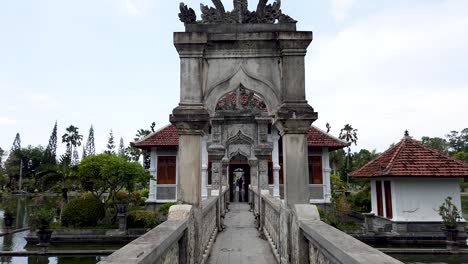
[352,136,468,178]
[133,124,348,150]
[308,126,349,151]
[132,125,179,148]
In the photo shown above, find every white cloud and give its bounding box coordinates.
[307,0,468,151]
[23,92,61,110]
[125,0,141,15]
[0,116,18,125]
[330,0,355,22]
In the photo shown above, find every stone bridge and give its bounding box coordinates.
[99,187,402,264]
[101,1,404,263]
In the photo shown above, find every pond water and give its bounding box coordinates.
[391,254,468,264]
[0,195,124,264]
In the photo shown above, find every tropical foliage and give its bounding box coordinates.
[438,196,461,229]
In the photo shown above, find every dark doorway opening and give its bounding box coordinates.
[228,161,250,203]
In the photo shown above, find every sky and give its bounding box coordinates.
[0,0,467,159]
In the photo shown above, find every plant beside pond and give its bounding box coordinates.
[30,207,55,231]
[61,193,105,228]
[127,210,160,229]
[438,196,462,242]
[3,197,16,229]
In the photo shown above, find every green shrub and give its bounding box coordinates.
[127,210,159,228]
[61,193,105,227]
[30,207,55,230]
[159,202,176,217]
[141,189,149,199]
[130,191,143,205]
[348,187,371,212]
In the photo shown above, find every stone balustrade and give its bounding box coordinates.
[250,187,403,264]
[98,218,188,264]
[100,188,229,264]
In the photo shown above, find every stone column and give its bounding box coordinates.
[322,147,332,203]
[258,159,269,191]
[275,31,317,208]
[146,148,157,204]
[201,136,208,199]
[272,131,281,198]
[249,159,258,192]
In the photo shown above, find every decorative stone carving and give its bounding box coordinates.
[227,130,254,145]
[179,3,197,24]
[216,86,267,113]
[179,0,296,25]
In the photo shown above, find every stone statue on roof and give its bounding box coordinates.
[179,0,296,24]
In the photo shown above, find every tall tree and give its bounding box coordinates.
[11,133,21,152]
[0,147,5,165]
[72,148,80,166]
[339,124,358,186]
[421,136,449,154]
[44,122,58,164]
[82,145,87,159]
[125,124,153,163]
[352,149,379,172]
[105,130,115,155]
[460,128,468,152]
[446,131,461,154]
[85,125,96,157]
[5,145,45,191]
[62,125,83,158]
[118,137,126,158]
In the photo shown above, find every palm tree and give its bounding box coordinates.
[339,124,358,187]
[62,125,83,162]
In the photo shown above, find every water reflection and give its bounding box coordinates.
[391,254,468,264]
[0,195,120,264]
[0,256,103,264]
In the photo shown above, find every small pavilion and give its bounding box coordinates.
[352,131,468,233]
[133,124,347,205]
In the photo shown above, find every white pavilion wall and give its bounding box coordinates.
[392,178,461,222]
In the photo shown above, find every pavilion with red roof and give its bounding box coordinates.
[352,131,468,233]
[133,124,348,205]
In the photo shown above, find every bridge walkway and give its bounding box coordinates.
[207,203,277,264]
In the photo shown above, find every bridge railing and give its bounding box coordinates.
[100,187,229,264]
[249,187,403,264]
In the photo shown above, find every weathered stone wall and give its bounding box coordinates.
[309,243,331,264]
[201,197,218,263]
[98,218,187,264]
[250,189,403,264]
[159,242,179,264]
[262,193,281,259]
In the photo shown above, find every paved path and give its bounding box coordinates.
[207,203,277,264]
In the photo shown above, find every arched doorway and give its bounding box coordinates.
[228,154,250,203]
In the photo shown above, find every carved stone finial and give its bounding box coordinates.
[179,3,197,24]
[179,0,296,25]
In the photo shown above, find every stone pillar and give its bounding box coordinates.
[201,136,208,199]
[210,160,222,196]
[275,107,317,207]
[280,128,311,206]
[275,31,317,208]
[146,148,157,204]
[172,31,209,207]
[258,159,269,191]
[249,159,258,192]
[272,131,281,198]
[322,147,332,203]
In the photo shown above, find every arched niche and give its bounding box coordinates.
[204,66,280,115]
